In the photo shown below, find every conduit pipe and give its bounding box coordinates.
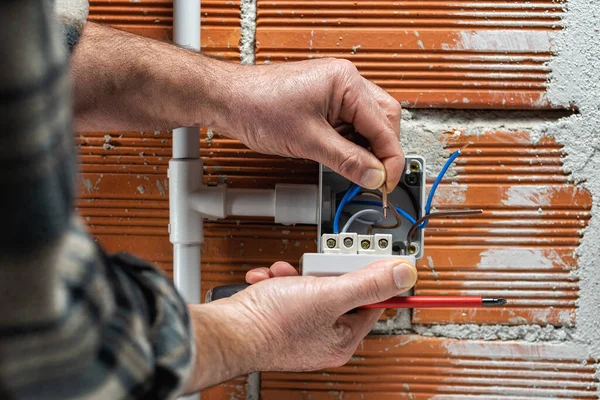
[171,1,201,399]
[188,183,319,224]
[172,0,201,305]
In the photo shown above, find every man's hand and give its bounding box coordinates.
[73,25,404,191]
[212,59,404,191]
[183,259,417,393]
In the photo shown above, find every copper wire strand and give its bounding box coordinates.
[381,187,388,218]
[356,191,402,233]
[406,209,483,244]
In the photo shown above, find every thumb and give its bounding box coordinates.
[311,127,386,190]
[325,259,417,313]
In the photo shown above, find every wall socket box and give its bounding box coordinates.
[319,155,426,259]
[300,155,426,277]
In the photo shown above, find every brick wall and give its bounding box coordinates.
[81,0,598,398]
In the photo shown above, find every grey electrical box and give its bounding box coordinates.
[317,155,426,260]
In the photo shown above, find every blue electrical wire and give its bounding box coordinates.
[333,184,362,233]
[418,149,462,229]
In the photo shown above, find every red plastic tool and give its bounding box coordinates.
[360,296,506,309]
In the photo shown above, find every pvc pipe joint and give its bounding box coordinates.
[168,158,204,245]
[188,183,319,225]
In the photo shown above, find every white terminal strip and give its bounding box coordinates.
[321,233,393,255]
[300,233,416,276]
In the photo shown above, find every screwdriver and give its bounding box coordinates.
[206,284,506,308]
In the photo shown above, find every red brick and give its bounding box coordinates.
[256,0,565,109]
[262,336,597,399]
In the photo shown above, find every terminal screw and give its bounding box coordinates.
[378,238,389,249]
[410,161,421,172]
[326,238,336,248]
[360,240,371,249]
[343,237,354,248]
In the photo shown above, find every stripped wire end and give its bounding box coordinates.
[459,143,471,153]
[381,186,388,218]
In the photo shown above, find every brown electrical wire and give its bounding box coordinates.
[356,191,402,233]
[406,209,483,244]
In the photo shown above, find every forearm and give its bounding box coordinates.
[182,302,263,394]
[71,23,238,132]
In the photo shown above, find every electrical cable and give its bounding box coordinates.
[333,184,362,233]
[406,209,483,244]
[341,211,385,226]
[357,192,402,231]
[419,144,469,229]
[350,201,416,224]
[341,209,385,233]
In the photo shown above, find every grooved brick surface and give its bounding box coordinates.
[88,0,240,59]
[255,0,565,109]
[413,130,591,325]
[261,336,597,399]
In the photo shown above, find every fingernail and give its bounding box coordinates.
[393,263,417,291]
[361,168,385,189]
[258,270,269,277]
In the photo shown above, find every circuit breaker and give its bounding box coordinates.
[300,156,426,277]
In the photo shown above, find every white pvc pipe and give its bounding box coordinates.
[188,184,319,224]
[172,0,201,294]
[226,188,276,217]
[172,0,200,159]
[173,127,200,159]
[169,159,203,305]
[173,1,201,399]
[174,0,200,50]
[174,244,202,303]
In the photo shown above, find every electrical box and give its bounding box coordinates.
[300,155,426,276]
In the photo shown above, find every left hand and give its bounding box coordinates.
[246,262,300,283]
[183,259,416,393]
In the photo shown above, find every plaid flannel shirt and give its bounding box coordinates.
[0,1,194,399]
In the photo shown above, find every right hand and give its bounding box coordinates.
[211,58,404,192]
[220,259,417,373]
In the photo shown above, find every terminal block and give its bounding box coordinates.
[301,232,414,277]
[321,233,393,255]
[300,251,415,277]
